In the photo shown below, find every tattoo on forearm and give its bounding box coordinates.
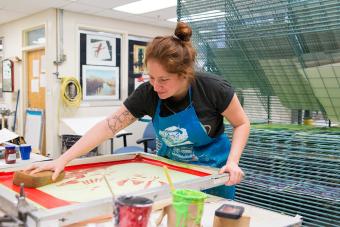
[106,110,136,135]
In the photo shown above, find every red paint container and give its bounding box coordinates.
[114,196,153,227]
[5,145,16,164]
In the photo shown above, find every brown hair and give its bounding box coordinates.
[145,22,197,83]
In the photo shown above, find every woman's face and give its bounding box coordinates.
[147,59,188,100]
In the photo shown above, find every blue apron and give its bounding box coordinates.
[153,88,235,199]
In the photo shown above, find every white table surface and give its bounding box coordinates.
[59,117,126,136]
[0,153,50,170]
[64,196,301,227]
[59,117,106,136]
[200,197,301,227]
[150,196,301,227]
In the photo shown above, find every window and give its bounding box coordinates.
[26,27,45,46]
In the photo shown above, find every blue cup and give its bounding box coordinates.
[19,144,32,160]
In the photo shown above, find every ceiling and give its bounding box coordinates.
[0,0,177,28]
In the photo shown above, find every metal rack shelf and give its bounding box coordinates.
[227,126,340,226]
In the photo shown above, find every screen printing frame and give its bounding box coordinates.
[0,153,228,227]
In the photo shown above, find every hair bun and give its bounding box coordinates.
[174,22,192,42]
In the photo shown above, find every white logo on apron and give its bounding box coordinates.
[159,126,196,162]
[159,126,192,147]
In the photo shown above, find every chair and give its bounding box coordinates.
[113,122,156,154]
[61,134,98,157]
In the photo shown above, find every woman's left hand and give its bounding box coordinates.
[219,162,244,186]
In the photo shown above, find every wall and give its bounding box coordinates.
[0,9,57,137]
[0,9,172,158]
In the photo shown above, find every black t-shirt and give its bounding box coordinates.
[124,72,234,137]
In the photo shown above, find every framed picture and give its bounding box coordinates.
[82,65,119,100]
[2,59,14,92]
[128,39,149,95]
[133,44,146,74]
[86,34,116,66]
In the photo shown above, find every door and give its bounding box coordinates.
[27,49,46,155]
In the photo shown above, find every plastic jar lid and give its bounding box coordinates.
[5,145,16,150]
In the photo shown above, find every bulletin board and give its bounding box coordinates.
[24,108,43,153]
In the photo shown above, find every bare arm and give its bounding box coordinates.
[220,94,250,185]
[58,105,137,165]
[28,105,137,179]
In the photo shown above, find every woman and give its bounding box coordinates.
[27,22,250,199]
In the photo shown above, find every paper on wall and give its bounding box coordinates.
[31,79,39,93]
[40,55,46,73]
[40,73,46,87]
[24,111,42,151]
[33,60,39,78]
[134,74,150,90]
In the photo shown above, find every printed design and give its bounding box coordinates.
[37,163,198,203]
[57,167,111,189]
[55,167,167,190]
[169,144,198,162]
[117,175,167,189]
[159,126,197,162]
[159,126,192,147]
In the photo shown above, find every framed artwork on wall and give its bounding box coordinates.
[133,44,146,74]
[86,34,116,66]
[79,30,121,104]
[82,65,119,100]
[2,59,14,92]
[128,38,149,95]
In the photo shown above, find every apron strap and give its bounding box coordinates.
[156,86,193,116]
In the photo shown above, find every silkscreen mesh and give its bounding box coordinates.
[177,0,340,124]
[177,1,340,226]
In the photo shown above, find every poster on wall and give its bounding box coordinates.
[2,59,14,92]
[86,34,116,66]
[82,65,119,100]
[133,44,146,74]
[128,38,149,95]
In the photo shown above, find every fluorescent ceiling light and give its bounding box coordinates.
[113,0,177,14]
[168,10,227,22]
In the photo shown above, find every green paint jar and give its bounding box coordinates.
[172,189,207,227]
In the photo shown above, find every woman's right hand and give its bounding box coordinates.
[25,159,67,181]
